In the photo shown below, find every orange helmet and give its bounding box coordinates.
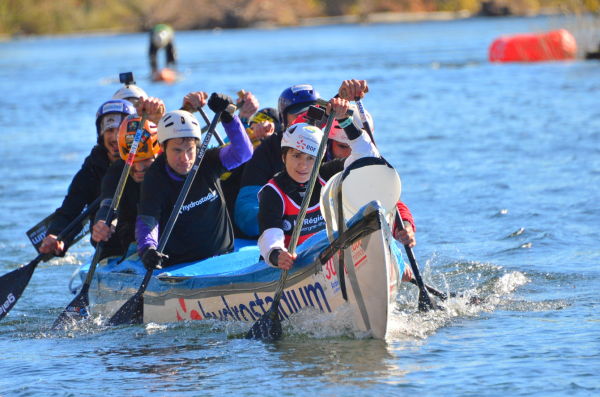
[118,114,160,162]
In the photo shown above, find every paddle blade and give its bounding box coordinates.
[0,257,42,321]
[106,293,144,326]
[245,308,282,341]
[52,287,90,329]
[418,288,442,312]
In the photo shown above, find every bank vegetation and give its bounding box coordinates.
[0,0,598,35]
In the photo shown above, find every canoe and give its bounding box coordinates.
[79,201,405,339]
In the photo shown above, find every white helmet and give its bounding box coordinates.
[113,85,148,106]
[157,110,201,144]
[281,123,324,158]
[327,105,374,144]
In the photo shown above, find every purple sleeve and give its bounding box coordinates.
[135,215,159,256]
[219,114,253,170]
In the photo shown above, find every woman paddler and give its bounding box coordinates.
[257,97,413,282]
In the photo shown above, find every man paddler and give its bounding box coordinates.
[135,93,253,271]
[91,97,165,258]
[40,99,137,256]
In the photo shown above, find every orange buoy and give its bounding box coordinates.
[489,29,577,62]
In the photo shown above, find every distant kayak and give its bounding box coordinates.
[79,202,405,339]
[151,68,178,83]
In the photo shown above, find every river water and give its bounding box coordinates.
[1,15,599,396]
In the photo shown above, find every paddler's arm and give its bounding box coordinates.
[394,201,416,248]
[234,131,280,237]
[235,91,260,127]
[207,93,253,171]
[257,184,289,269]
[91,160,125,244]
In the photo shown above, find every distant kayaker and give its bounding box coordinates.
[135,93,253,271]
[149,24,177,77]
[90,97,164,259]
[39,99,137,256]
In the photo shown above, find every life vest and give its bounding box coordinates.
[264,177,327,248]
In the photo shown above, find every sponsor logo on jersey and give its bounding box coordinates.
[283,220,292,231]
[180,190,219,213]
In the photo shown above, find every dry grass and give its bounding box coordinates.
[0,0,598,35]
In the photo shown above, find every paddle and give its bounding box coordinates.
[246,107,338,341]
[341,87,376,146]
[0,196,102,321]
[26,211,91,255]
[408,278,484,305]
[51,112,151,328]
[188,90,246,144]
[395,210,440,312]
[106,103,236,326]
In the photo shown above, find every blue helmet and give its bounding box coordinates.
[278,85,320,128]
[95,99,136,141]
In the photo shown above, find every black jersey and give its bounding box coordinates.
[137,150,234,267]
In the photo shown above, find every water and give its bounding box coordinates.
[1,16,599,396]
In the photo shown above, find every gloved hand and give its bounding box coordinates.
[141,248,168,271]
[208,93,234,123]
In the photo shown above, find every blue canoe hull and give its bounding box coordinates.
[80,202,405,338]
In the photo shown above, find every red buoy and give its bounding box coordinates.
[489,29,577,62]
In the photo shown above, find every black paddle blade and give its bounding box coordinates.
[245,308,282,341]
[418,289,443,312]
[52,287,90,329]
[0,256,42,321]
[106,293,144,326]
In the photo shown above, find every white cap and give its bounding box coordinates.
[157,110,201,144]
[281,123,324,158]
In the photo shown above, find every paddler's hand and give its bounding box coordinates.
[402,266,414,283]
[137,97,165,125]
[236,91,259,120]
[91,220,115,243]
[277,251,297,271]
[339,79,368,100]
[250,120,274,141]
[326,97,350,120]
[208,93,234,123]
[182,91,208,113]
[141,248,168,271]
[39,234,64,255]
[395,221,416,248]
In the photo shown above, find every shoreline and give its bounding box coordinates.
[0,9,565,42]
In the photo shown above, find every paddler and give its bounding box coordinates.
[257,96,413,282]
[235,84,321,238]
[135,93,253,271]
[221,107,282,240]
[235,80,416,247]
[112,82,148,108]
[149,24,177,77]
[39,99,136,256]
[90,97,164,258]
